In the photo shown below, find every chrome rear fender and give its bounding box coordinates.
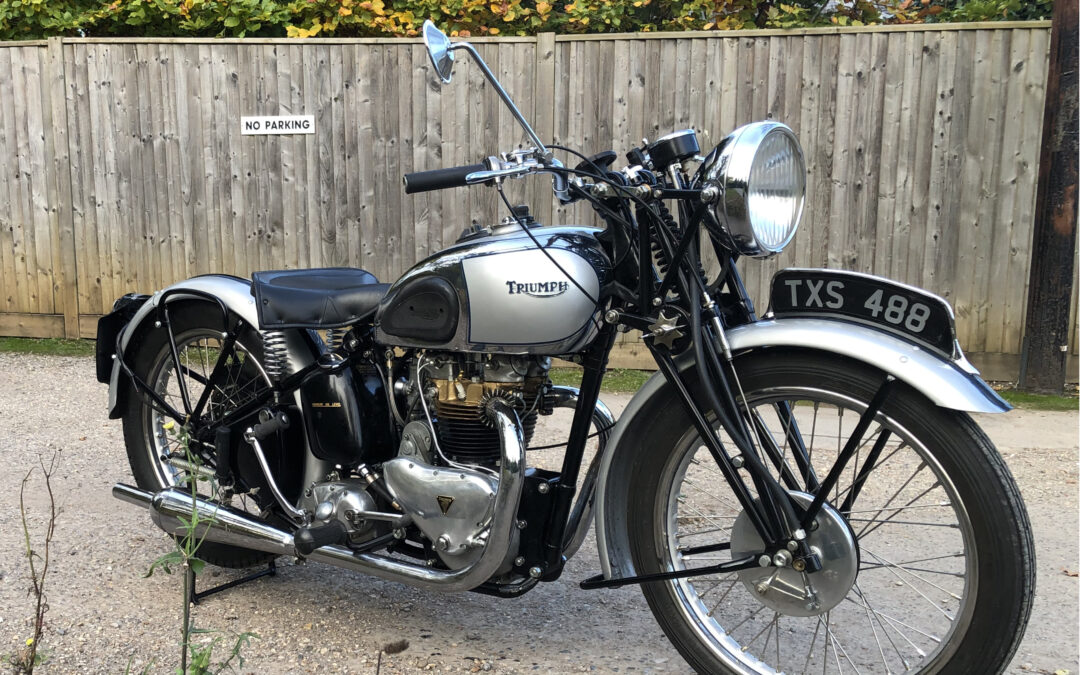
[104,274,319,419]
[593,317,1008,581]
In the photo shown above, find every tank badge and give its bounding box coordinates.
[504,280,570,298]
[436,495,455,515]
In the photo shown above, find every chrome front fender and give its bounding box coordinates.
[105,274,316,418]
[593,317,1008,581]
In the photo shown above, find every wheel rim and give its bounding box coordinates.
[142,329,270,492]
[656,386,977,674]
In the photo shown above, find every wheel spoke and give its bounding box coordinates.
[682,476,742,511]
[846,518,958,528]
[857,480,943,540]
[853,463,929,538]
[859,583,892,674]
[845,502,951,516]
[860,546,963,601]
[706,578,741,616]
[854,581,912,671]
[843,593,940,648]
[802,616,823,674]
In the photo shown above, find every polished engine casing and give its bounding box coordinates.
[375,226,610,355]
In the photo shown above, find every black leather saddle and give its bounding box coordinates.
[251,268,390,329]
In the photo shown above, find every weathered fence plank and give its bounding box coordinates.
[0,24,1066,377]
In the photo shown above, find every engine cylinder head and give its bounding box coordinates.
[424,354,547,467]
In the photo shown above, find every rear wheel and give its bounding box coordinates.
[627,351,1034,674]
[121,302,279,568]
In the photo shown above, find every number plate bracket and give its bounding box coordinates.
[768,269,957,358]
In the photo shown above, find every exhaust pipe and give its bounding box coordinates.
[112,484,296,556]
[112,400,525,592]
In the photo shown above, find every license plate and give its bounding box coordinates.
[769,269,956,356]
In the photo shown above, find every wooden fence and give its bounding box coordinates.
[0,23,1073,378]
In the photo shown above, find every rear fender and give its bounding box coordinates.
[104,275,318,419]
[593,317,1008,580]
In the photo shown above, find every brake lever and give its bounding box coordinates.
[465,165,533,184]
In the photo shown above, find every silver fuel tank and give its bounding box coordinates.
[374,225,610,355]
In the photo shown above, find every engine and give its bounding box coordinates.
[295,351,550,572]
[416,353,549,467]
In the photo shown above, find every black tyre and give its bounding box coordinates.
[627,350,1034,674]
[121,301,279,569]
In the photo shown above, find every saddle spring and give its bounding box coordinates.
[324,328,344,351]
[262,330,289,381]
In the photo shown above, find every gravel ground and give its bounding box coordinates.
[0,352,1076,674]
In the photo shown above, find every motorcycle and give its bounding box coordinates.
[100,21,1034,673]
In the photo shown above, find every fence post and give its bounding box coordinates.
[45,37,80,339]
[532,32,557,226]
[1019,0,1078,393]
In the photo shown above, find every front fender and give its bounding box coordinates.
[593,317,1008,580]
[105,275,316,418]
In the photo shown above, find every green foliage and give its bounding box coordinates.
[142,422,258,674]
[998,388,1078,412]
[0,0,1048,41]
[0,337,95,357]
[550,366,652,392]
[916,0,1053,22]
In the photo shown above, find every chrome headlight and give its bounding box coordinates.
[702,121,805,258]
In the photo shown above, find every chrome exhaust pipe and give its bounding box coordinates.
[111,400,526,592]
[111,484,295,556]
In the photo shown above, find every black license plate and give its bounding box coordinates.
[769,269,956,356]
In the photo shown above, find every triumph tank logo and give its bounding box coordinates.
[505,280,570,298]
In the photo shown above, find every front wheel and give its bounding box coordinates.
[627,351,1034,674]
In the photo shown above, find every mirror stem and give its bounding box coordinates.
[452,42,549,158]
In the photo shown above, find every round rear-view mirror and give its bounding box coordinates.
[423,20,454,84]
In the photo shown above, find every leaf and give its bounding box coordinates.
[144,551,184,577]
[536,0,551,12]
[1063,568,1079,577]
[189,558,206,576]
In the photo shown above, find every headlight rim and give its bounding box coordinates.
[702,121,806,258]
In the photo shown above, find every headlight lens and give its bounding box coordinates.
[702,121,805,257]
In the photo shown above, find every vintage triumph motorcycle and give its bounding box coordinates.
[100,22,1034,674]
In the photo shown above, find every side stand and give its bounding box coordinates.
[186,560,278,606]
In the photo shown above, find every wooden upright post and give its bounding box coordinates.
[1019,0,1078,393]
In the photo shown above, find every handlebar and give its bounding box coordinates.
[402,163,487,194]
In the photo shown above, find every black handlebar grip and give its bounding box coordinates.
[402,163,486,194]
